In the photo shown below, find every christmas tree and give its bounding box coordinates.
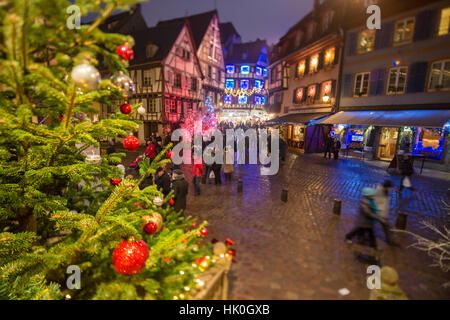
[0,0,226,300]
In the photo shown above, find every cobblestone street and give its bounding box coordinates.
[124,148,450,299]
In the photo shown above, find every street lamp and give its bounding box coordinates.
[322,95,330,103]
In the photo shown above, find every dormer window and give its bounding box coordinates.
[146,44,158,58]
[240,65,250,74]
[306,22,316,41]
[321,11,334,32]
[295,32,303,47]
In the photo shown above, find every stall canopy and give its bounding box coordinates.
[267,112,330,125]
[318,110,450,128]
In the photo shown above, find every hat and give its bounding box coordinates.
[383,180,393,188]
[156,167,164,174]
[173,169,183,175]
[362,187,375,197]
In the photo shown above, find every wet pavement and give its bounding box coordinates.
[123,147,450,300]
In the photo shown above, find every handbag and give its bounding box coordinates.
[402,176,411,188]
[209,170,215,179]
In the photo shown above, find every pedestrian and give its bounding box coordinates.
[192,157,203,195]
[145,139,155,161]
[324,133,333,159]
[223,146,234,182]
[345,187,383,249]
[279,137,287,162]
[164,132,171,147]
[397,154,417,198]
[155,167,171,197]
[332,137,341,160]
[374,180,398,246]
[211,151,222,185]
[172,169,188,212]
[106,139,116,155]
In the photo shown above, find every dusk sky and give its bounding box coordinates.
[140,0,314,45]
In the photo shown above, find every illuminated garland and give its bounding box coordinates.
[224,87,266,97]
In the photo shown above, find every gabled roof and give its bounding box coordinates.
[225,39,268,65]
[130,20,186,65]
[219,22,241,44]
[97,4,146,34]
[157,10,218,50]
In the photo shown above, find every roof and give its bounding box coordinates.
[157,10,217,50]
[268,113,330,124]
[130,20,186,64]
[219,22,241,44]
[225,39,268,64]
[97,4,145,33]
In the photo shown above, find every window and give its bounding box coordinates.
[146,44,158,58]
[240,79,249,90]
[261,96,266,105]
[438,7,450,36]
[170,99,176,113]
[306,22,316,41]
[394,18,415,44]
[217,69,221,82]
[238,95,247,104]
[322,11,334,32]
[254,79,263,90]
[297,60,306,77]
[180,48,190,60]
[226,64,235,74]
[357,30,375,53]
[240,65,250,74]
[255,66,263,76]
[143,70,151,87]
[294,88,304,103]
[263,68,268,77]
[428,59,450,91]
[321,80,332,98]
[224,95,232,104]
[147,99,156,113]
[191,77,198,91]
[309,54,319,73]
[353,72,370,96]
[387,67,407,94]
[295,32,302,47]
[174,73,182,88]
[307,85,316,102]
[225,79,235,90]
[208,66,212,79]
[324,47,335,66]
[254,96,262,105]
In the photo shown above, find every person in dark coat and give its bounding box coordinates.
[397,154,417,197]
[279,137,287,162]
[324,133,333,160]
[172,169,188,212]
[332,138,341,160]
[155,167,171,197]
[211,151,222,185]
[106,139,116,155]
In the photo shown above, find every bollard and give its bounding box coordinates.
[395,212,408,230]
[281,189,288,202]
[333,199,341,215]
[237,179,243,194]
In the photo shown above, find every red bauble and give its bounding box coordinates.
[144,222,158,235]
[112,239,149,275]
[110,178,122,186]
[225,238,234,246]
[117,44,130,60]
[169,199,175,205]
[166,150,172,159]
[123,136,140,151]
[192,222,197,228]
[120,103,132,114]
[126,48,134,60]
[134,202,143,208]
[200,228,208,236]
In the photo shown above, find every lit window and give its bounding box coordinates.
[357,30,375,53]
[324,47,335,66]
[321,81,332,97]
[310,54,319,73]
[263,68,268,77]
[294,88,304,103]
[146,44,158,58]
[254,79,263,90]
[297,60,305,77]
[261,96,266,104]
[224,95,232,104]
[226,64,235,74]
[353,72,370,96]
[438,7,450,36]
[254,96,262,105]
[225,79,235,90]
[394,18,415,44]
[238,95,247,104]
[428,59,450,91]
[387,67,408,94]
[307,85,316,98]
[240,79,249,90]
[240,65,250,74]
[255,66,263,76]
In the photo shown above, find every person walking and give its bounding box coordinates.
[192,158,203,196]
[332,137,341,160]
[145,139,156,162]
[397,154,417,198]
[374,180,398,246]
[223,146,234,182]
[324,133,333,160]
[211,151,222,185]
[172,169,188,212]
[155,167,171,198]
[345,187,384,248]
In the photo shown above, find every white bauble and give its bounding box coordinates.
[153,196,164,207]
[110,71,135,96]
[71,62,101,90]
[137,105,146,115]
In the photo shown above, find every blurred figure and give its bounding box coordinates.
[397,155,417,198]
[155,167,171,197]
[172,169,188,212]
[374,180,397,246]
[324,133,333,160]
[106,139,116,155]
[145,139,155,162]
[192,157,203,196]
[223,146,234,182]
[345,187,384,248]
[332,137,341,160]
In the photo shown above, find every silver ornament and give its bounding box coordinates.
[71,62,101,90]
[137,105,146,115]
[153,196,164,207]
[110,71,135,96]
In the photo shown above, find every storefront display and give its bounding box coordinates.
[377,127,399,160]
[414,127,445,160]
[287,124,306,150]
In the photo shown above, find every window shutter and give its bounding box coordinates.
[374,21,394,50]
[346,32,357,56]
[314,84,321,101]
[333,46,340,65]
[376,68,386,95]
[292,89,297,103]
[304,57,310,75]
[406,62,428,93]
[301,88,307,102]
[330,80,337,97]
[342,74,353,97]
[369,69,379,96]
[414,9,437,41]
[318,52,324,70]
